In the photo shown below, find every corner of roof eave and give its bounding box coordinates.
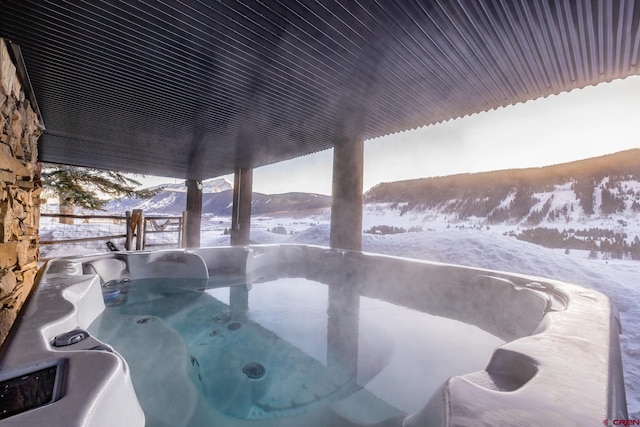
[366,74,640,144]
[4,39,46,131]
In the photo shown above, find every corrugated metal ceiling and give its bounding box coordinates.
[2,0,639,180]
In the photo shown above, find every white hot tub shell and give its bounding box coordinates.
[0,244,628,426]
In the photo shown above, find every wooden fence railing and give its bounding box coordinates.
[39,210,187,257]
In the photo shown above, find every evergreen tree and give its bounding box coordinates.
[41,164,160,223]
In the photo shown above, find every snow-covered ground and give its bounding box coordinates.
[39,208,639,417]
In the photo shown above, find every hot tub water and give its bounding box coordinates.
[87,276,503,426]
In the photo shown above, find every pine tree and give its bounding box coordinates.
[41,164,160,223]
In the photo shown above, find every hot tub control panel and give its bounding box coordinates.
[0,360,65,420]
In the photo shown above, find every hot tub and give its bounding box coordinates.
[0,245,627,426]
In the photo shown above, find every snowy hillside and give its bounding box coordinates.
[364,149,640,258]
[365,149,640,218]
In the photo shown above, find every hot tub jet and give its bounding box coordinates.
[242,362,266,379]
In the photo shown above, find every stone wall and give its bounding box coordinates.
[0,38,43,346]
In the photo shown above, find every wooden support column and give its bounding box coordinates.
[186,179,203,248]
[330,137,364,251]
[231,167,253,246]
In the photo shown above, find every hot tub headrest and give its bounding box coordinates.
[125,251,209,279]
[83,258,128,284]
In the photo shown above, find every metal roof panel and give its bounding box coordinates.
[2,0,638,179]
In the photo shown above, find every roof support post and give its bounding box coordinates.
[186,179,202,248]
[231,166,253,245]
[330,137,364,251]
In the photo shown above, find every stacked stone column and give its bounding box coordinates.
[0,39,44,346]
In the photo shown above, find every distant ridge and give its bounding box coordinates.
[366,149,640,199]
[146,177,233,193]
[106,184,331,215]
[364,149,640,223]
[106,149,640,222]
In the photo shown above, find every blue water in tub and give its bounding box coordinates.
[88,276,503,427]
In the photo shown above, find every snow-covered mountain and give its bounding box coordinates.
[105,177,331,215]
[365,149,640,223]
[147,177,233,193]
[106,177,232,213]
[363,149,640,257]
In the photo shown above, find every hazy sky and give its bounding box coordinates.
[142,75,640,195]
